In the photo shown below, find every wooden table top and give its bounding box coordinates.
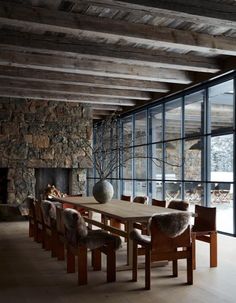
[54,196,183,222]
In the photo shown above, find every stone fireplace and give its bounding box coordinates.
[0,98,92,205]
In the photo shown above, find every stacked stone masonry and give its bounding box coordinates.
[0,98,93,205]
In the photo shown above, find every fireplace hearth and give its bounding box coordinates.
[35,168,71,200]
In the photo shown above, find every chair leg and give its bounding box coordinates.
[51,230,57,258]
[145,246,151,290]
[29,221,34,237]
[92,249,102,271]
[132,241,138,282]
[67,248,75,273]
[57,240,65,261]
[192,232,196,270]
[210,232,217,268]
[106,244,116,282]
[78,245,88,285]
[173,260,178,277]
[187,247,193,285]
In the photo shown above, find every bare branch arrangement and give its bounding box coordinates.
[78,115,183,180]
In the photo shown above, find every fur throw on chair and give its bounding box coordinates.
[63,208,122,250]
[63,208,88,246]
[150,212,191,238]
[41,200,57,226]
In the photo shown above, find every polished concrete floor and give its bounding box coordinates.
[0,221,236,303]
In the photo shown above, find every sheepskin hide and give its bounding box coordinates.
[41,200,53,226]
[150,212,190,238]
[63,209,121,249]
[63,208,88,246]
[82,230,122,250]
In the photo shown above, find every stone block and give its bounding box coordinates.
[32,135,50,148]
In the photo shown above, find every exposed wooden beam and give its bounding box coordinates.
[91,104,123,111]
[0,66,169,92]
[115,0,236,29]
[0,88,137,106]
[0,78,151,100]
[0,30,219,73]
[0,50,191,83]
[0,1,235,55]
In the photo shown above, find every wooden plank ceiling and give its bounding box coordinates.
[0,0,235,119]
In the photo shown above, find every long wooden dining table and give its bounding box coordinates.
[54,196,185,269]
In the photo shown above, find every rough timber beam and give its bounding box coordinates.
[0,50,191,84]
[0,1,235,55]
[0,88,137,106]
[0,66,169,93]
[0,78,151,100]
[0,30,219,73]
[97,0,236,29]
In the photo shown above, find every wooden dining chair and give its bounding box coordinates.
[168,200,189,211]
[133,196,148,204]
[27,197,37,240]
[63,208,121,285]
[131,212,193,290]
[191,205,217,269]
[34,200,44,247]
[132,196,148,233]
[55,205,66,261]
[152,198,166,208]
[121,194,132,202]
[41,200,58,257]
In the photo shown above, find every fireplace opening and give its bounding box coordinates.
[0,168,8,204]
[35,168,71,200]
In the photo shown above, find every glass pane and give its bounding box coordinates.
[164,140,182,181]
[208,80,234,133]
[149,143,162,179]
[165,182,181,202]
[134,146,147,179]
[134,111,147,145]
[184,182,202,206]
[149,105,163,143]
[210,182,233,234]
[152,181,163,200]
[185,91,204,136]
[86,178,94,196]
[210,134,233,182]
[122,181,133,196]
[165,98,182,140]
[134,181,147,197]
[210,133,233,233]
[122,147,132,179]
[122,116,133,147]
[184,138,203,181]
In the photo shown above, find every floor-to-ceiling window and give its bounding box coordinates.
[87,72,235,235]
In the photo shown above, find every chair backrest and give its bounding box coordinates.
[34,200,43,223]
[56,205,65,235]
[63,208,88,246]
[28,197,36,219]
[133,196,147,204]
[193,205,216,232]
[150,212,191,251]
[121,194,131,202]
[152,199,166,208]
[168,200,189,211]
[41,200,57,227]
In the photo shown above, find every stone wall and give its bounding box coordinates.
[0,98,92,205]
